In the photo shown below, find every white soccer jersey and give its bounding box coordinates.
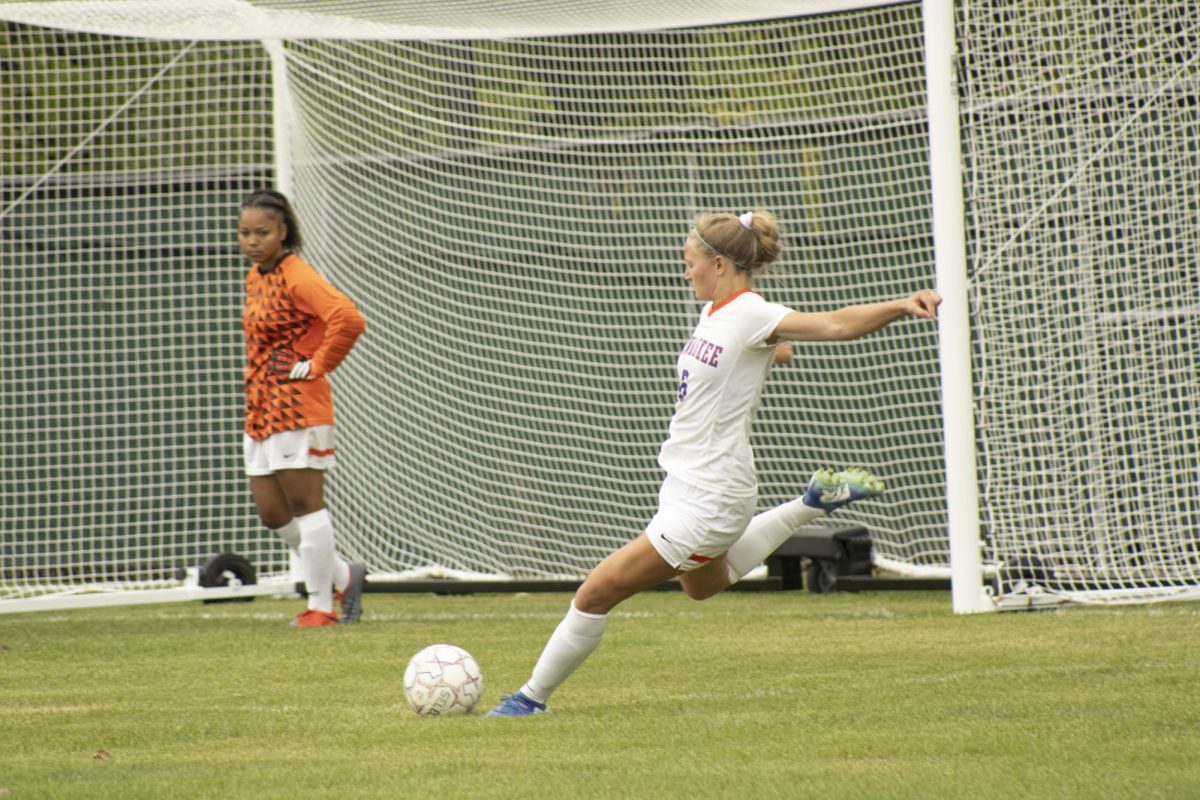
[657,289,792,497]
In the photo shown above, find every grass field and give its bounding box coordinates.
[2,589,1198,799]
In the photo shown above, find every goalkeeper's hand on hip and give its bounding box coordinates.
[268,347,319,382]
[288,359,320,381]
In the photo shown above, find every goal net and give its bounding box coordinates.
[3,0,1196,611]
[960,1,1200,605]
[285,10,945,581]
[1,1,946,606]
[1,30,281,603]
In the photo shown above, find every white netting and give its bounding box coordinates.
[1,4,947,601]
[290,9,944,579]
[1,29,279,598]
[960,2,1200,604]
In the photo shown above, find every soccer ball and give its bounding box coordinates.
[402,643,484,717]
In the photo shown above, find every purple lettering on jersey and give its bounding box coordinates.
[682,336,724,367]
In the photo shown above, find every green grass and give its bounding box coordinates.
[1,591,1198,799]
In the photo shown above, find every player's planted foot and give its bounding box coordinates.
[290,609,338,628]
[337,561,366,624]
[802,467,883,513]
[486,691,547,717]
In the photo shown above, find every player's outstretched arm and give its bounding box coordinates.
[771,289,941,343]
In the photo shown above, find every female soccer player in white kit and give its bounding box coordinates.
[489,210,941,716]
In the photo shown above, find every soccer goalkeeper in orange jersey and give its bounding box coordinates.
[238,189,367,627]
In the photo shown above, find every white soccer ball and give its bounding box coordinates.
[402,643,484,717]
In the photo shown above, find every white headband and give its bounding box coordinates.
[738,211,754,230]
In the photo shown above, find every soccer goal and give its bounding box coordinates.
[1,0,1196,614]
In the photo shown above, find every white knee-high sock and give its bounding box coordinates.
[275,518,302,554]
[520,601,608,704]
[277,517,351,593]
[297,509,336,613]
[725,498,826,584]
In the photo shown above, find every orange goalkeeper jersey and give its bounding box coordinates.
[243,253,366,441]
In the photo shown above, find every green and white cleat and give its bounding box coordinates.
[802,467,884,513]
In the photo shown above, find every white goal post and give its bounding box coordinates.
[2,0,1197,614]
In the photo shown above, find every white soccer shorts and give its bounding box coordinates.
[243,425,336,476]
[645,474,756,571]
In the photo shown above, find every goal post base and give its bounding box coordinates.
[0,575,300,616]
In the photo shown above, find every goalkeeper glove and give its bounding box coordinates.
[288,359,318,381]
[268,347,319,382]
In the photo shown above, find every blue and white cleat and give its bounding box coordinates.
[802,467,884,513]
[486,691,547,717]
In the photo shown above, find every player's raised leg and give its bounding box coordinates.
[488,534,678,717]
[724,468,883,585]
